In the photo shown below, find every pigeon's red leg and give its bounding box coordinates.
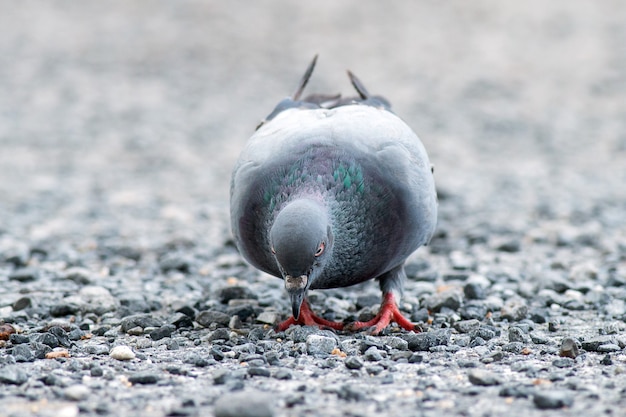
[347,292,419,335]
[276,299,344,331]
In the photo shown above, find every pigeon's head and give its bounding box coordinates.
[269,199,333,320]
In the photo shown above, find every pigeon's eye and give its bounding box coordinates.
[315,242,325,257]
[271,246,276,254]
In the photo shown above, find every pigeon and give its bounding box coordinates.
[230,56,437,334]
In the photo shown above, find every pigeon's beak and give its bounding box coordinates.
[285,274,308,320]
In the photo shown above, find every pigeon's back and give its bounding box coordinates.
[231,60,437,290]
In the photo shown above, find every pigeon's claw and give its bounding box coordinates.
[276,299,344,331]
[346,293,420,335]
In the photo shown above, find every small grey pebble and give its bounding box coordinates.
[213,391,274,417]
[9,267,40,282]
[508,327,527,343]
[9,334,30,344]
[12,296,32,311]
[273,369,293,380]
[345,356,364,370]
[559,337,580,358]
[150,324,176,340]
[600,354,613,365]
[248,367,271,377]
[454,319,481,334]
[468,370,502,386]
[196,310,231,328]
[548,320,560,332]
[128,372,160,385]
[256,311,278,325]
[533,391,574,409]
[10,344,34,362]
[306,334,337,357]
[529,332,549,344]
[408,353,424,363]
[364,346,384,361]
[502,342,524,353]
[209,328,231,342]
[404,329,450,351]
[597,343,622,353]
[264,351,281,366]
[366,365,384,375]
[0,365,28,385]
[91,366,104,377]
[552,358,575,368]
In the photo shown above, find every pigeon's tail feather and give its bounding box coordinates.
[292,54,318,101]
[347,70,370,100]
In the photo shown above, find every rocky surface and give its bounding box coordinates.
[1,1,626,416]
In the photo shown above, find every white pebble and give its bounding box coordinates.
[109,345,136,361]
[64,384,90,401]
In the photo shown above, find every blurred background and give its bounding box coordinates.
[1,0,625,248]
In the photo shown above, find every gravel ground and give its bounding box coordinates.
[2,1,626,416]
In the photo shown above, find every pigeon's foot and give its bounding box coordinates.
[346,293,419,335]
[276,299,344,332]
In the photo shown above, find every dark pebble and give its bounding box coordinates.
[120,314,163,332]
[468,370,502,386]
[496,239,520,252]
[67,329,85,341]
[529,309,549,324]
[460,303,489,320]
[9,333,30,344]
[533,391,574,409]
[150,324,176,341]
[548,320,560,332]
[600,354,613,365]
[9,267,40,282]
[49,326,72,347]
[35,332,60,348]
[208,328,231,342]
[176,305,197,318]
[12,297,32,311]
[128,372,160,385]
[464,283,486,300]
[248,367,271,377]
[50,303,79,317]
[469,327,496,341]
[217,286,258,304]
[345,356,364,370]
[454,319,481,334]
[404,329,450,351]
[196,310,231,328]
[10,344,34,362]
[559,337,580,358]
[169,312,194,329]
